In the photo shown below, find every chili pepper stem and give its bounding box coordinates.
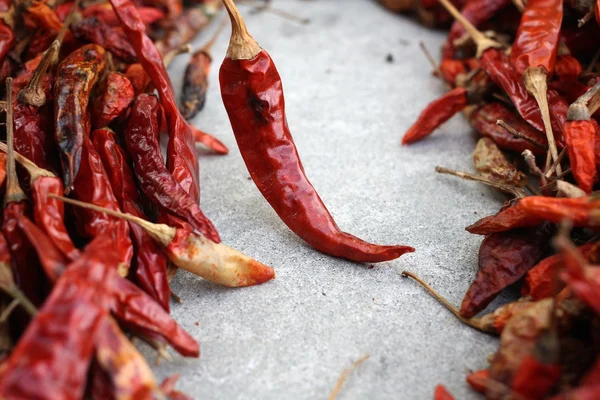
[401,271,491,332]
[163,44,192,68]
[4,78,26,206]
[0,142,56,181]
[0,283,38,318]
[523,67,562,176]
[222,0,261,60]
[556,180,586,198]
[435,166,526,198]
[17,42,59,107]
[418,41,443,78]
[496,119,547,149]
[0,298,19,322]
[48,194,176,246]
[328,355,369,400]
[436,0,502,57]
[522,149,543,176]
[511,0,525,13]
[544,148,567,179]
[578,9,593,28]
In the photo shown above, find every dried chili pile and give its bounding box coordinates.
[381,0,600,398]
[0,0,417,397]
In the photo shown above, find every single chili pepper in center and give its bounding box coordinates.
[219,0,413,262]
[54,44,106,192]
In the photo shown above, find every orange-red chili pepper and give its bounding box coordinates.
[125,94,219,242]
[402,87,469,144]
[511,339,560,399]
[0,153,6,185]
[466,200,544,235]
[468,102,548,155]
[460,223,552,318]
[110,0,204,207]
[190,125,229,154]
[564,119,596,193]
[82,2,165,26]
[0,233,119,400]
[91,127,170,311]
[54,44,106,192]
[433,384,455,400]
[72,138,133,270]
[438,59,466,86]
[27,1,63,33]
[160,375,192,400]
[558,240,600,315]
[72,18,137,63]
[554,55,583,80]
[125,63,151,95]
[219,1,413,262]
[466,370,489,393]
[91,72,135,129]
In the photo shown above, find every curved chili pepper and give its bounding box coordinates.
[55,44,106,192]
[441,0,511,59]
[0,21,13,65]
[91,127,170,311]
[554,55,583,80]
[467,102,547,155]
[125,94,218,241]
[72,18,137,63]
[466,370,489,393]
[402,87,469,144]
[82,3,165,26]
[0,234,119,400]
[466,200,544,235]
[564,119,596,193]
[219,1,412,262]
[27,1,63,33]
[72,137,133,271]
[433,384,455,400]
[191,125,229,154]
[91,72,135,129]
[459,223,552,318]
[109,0,204,206]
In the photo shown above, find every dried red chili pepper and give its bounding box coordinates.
[125,94,219,241]
[71,18,137,63]
[72,137,133,272]
[110,0,204,205]
[0,233,119,400]
[402,87,469,144]
[466,200,543,235]
[0,142,80,261]
[125,63,151,95]
[143,0,182,20]
[191,125,229,154]
[219,0,413,262]
[180,18,225,120]
[27,1,63,33]
[91,72,135,129]
[91,127,170,310]
[82,2,165,26]
[564,119,596,193]
[554,55,583,80]
[54,195,276,288]
[441,0,511,59]
[467,103,548,155]
[466,370,489,393]
[433,384,455,400]
[438,59,466,86]
[160,375,192,400]
[0,153,6,185]
[55,43,106,192]
[95,317,160,398]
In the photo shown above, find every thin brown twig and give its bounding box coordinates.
[544,148,567,178]
[419,41,442,78]
[435,166,526,198]
[497,119,547,149]
[328,355,370,400]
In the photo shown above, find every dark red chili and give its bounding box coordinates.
[71,18,137,63]
[219,0,413,262]
[91,72,135,129]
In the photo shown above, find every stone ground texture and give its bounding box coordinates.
[149,1,510,398]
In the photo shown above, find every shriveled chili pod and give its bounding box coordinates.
[27,1,64,33]
[180,17,226,120]
[125,63,151,95]
[52,195,276,288]
[91,72,135,129]
[91,127,170,311]
[191,124,229,154]
[54,43,106,192]
[0,233,119,400]
[82,3,165,26]
[467,103,548,155]
[72,137,133,273]
[125,94,219,242]
[0,142,80,261]
[460,223,552,318]
[466,370,489,394]
[71,17,137,63]
[467,200,545,235]
[402,87,470,144]
[219,0,413,262]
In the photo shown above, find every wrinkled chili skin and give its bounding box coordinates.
[125,63,150,95]
[72,18,137,63]
[510,0,563,75]
[109,276,199,357]
[220,51,414,262]
[109,0,202,205]
[13,102,56,173]
[468,103,547,155]
[554,55,582,80]
[180,50,211,120]
[402,87,468,144]
[32,176,80,261]
[125,94,219,242]
[2,202,44,307]
[155,3,217,55]
[480,49,567,138]
[564,120,596,193]
[442,0,511,59]
[460,223,552,318]
[91,128,170,310]
[0,21,14,66]
[54,44,106,192]
[0,234,118,400]
[72,138,133,267]
[467,200,544,235]
[82,3,165,26]
[91,72,135,129]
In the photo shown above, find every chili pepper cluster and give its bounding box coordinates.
[0,0,420,397]
[381,0,600,398]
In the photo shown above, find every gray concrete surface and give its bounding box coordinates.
[149,1,509,398]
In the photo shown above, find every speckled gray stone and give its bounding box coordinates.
[148,1,507,398]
